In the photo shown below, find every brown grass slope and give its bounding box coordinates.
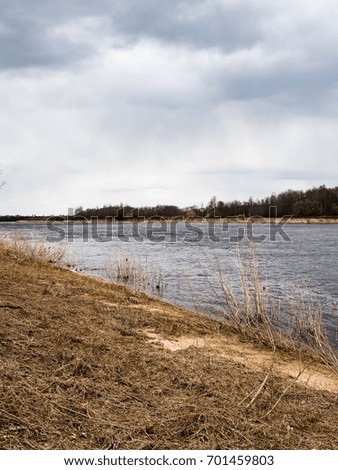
[0,243,337,450]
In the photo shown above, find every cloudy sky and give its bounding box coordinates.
[0,0,338,215]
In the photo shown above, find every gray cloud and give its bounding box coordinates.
[0,0,267,70]
[1,0,338,109]
[109,0,267,51]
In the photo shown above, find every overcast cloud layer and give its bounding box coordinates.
[1,0,338,214]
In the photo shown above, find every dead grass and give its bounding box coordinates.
[0,235,69,265]
[105,254,164,294]
[0,239,337,450]
[206,243,338,374]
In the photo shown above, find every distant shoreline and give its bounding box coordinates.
[2,216,338,224]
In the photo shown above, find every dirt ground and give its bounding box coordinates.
[0,244,337,449]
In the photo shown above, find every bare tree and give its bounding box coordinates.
[0,167,5,189]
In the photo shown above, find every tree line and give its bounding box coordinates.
[75,185,338,220]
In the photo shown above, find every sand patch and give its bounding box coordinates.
[144,330,338,394]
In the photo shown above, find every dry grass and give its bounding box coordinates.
[0,235,69,265]
[105,254,164,294]
[202,243,338,375]
[0,238,337,450]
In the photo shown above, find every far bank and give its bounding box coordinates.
[4,215,338,224]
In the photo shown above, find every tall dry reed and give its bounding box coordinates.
[0,235,70,265]
[105,254,164,295]
[212,243,338,373]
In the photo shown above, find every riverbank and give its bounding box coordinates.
[0,242,337,449]
[6,216,338,224]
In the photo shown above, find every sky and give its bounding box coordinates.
[1,0,338,215]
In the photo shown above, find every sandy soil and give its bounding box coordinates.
[143,328,337,393]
